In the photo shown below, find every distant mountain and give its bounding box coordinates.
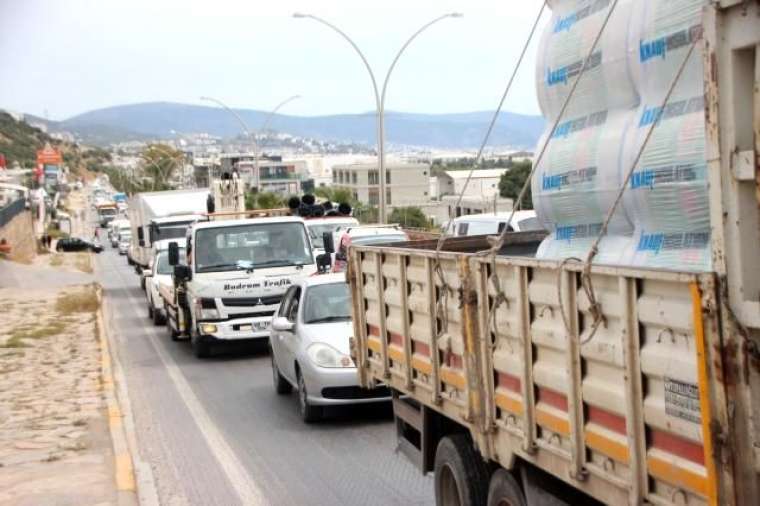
[60,102,545,149]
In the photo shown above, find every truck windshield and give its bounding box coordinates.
[195,222,314,273]
[100,208,117,217]
[154,221,194,242]
[303,283,351,323]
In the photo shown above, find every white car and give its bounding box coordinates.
[269,274,390,422]
[144,247,185,327]
[331,225,409,272]
[118,240,130,255]
[442,210,542,237]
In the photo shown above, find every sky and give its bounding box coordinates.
[0,0,549,121]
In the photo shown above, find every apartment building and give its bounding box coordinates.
[331,162,430,207]
[220,153,307,195]
[432,168,509,200]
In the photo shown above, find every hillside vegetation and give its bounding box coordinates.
[0,112,110,180]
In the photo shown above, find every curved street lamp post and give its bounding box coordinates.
[293,12,462,223]
[200,95,301,190]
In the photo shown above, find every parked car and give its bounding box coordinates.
[442,210,542,237]
[55,237,103,253]
[118,240,130,255]
[269,274,390,422]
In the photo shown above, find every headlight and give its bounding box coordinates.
[200,323,218,334]
[307,343,354,368]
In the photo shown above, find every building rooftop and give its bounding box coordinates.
[443,168,508,179]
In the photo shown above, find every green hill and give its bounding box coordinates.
[0,112,62,168]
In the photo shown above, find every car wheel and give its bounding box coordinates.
[166,316,180,341]
[297,369,321,423]
[271,348,292,395]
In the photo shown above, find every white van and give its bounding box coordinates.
[443,211,542,237]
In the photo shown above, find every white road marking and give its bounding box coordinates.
[112,266,268,506]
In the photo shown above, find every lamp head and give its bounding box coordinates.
[292,12,308,18]
[449,12,464,18]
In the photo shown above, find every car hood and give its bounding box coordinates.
[300,321,353,356]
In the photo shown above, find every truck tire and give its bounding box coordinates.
[434,434,490,506]
[190,326,211,358]
[147,302,154,320]
[271,347,292,395]
[487,469,526,506]
[297,369,322,423]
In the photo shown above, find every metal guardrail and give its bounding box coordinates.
[0,199,26,228]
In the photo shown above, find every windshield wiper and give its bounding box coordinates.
[306,315,351,324]
[198,263,244,272]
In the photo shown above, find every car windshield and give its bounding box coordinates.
[351,234,406,246]
[195,222,314,273]
[307,222,354,249]
[303,283,351,324]
[156,250,183,275]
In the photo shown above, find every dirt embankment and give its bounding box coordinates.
[0,211,36,264]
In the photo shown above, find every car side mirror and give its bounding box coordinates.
[316,253,332,273]
[174,264,191,282]
[271,316,294,332]
[168,241,179,266]
[322,232,335,254]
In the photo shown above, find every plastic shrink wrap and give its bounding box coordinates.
[622,0,710,271]
[532,0,711,271]
[532,0,636,262]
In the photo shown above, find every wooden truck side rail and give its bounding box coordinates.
[348,241,742,505]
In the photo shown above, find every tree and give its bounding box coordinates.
[389,207,430,229]
[139,144,184,191]
[498,160,533,209]
[251,191,284,210]
[314,186,353,204]
[352,203,378,224]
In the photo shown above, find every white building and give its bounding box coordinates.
[432,168,509,200]
[331,162,431,207]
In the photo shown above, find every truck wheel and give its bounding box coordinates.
[147,303,154,320]
[434,434,490,506]
[487,469,526,506]
[192,334,211,358]
[271,347,292,395]
[297,369,321,423]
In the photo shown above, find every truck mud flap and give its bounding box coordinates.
[392,390,433,473]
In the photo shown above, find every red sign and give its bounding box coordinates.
[0,153,6,169]
[36,145,63,165]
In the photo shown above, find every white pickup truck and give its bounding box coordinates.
[162,215,322,358]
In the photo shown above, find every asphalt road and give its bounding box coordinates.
[95,245,434,506]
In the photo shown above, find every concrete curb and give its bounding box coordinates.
[97,285,160,506]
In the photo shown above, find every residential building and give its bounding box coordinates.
[432,168,509,200]
[220,153,308,195]
[331,162,430,207]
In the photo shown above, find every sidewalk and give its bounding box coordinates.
[0,265,137,505]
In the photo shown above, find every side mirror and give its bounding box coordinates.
[322,232,335,254]
[271,316,294,332]
[316,253,332,273]
[168,241,179,266]
[173,264,192,282]
[138,239,145,247]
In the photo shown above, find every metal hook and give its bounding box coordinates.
[656,327,675,344]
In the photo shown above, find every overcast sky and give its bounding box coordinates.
[0,0,548,121]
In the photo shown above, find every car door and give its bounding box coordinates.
[271,287,295,380]
[279,287,302,382]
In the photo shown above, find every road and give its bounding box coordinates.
[95,244,434,505]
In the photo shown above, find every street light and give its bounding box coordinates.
[200,95,302,189]
[293,12,462,223]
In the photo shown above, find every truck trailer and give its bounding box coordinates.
[349,3,760,505]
